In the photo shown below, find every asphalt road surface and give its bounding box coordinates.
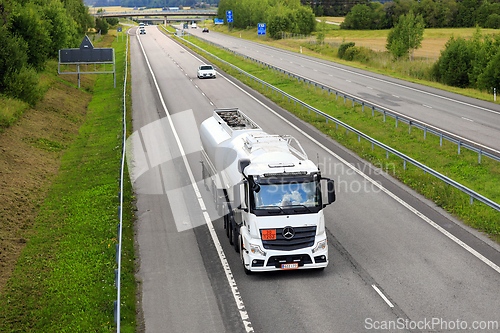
[129,25,500,332]
[187,27,500,156]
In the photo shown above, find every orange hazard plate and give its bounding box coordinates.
[262,229,276,240]
[281,263,299,270]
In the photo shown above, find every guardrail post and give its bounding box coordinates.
[387,150,389,159]
[383,110,386,122]
[362,103,364,112]
[114,301,118,323]
[424,127,427,139]
[358,135,360,142]
[470,196,473,205]
[115,269,119,288]
[352,99,355,107]
[479,150,482,164]
[409,121,412,134]
[458,141,461,154]
[336,92,338,100]
[116,244,119,263]
[440,134,443,146]
[372,106,374,117]
[395,116,398,128]
[404,160,406,170]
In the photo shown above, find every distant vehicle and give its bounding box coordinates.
[139,27,146,34]
[197,64,216,79]
[191,22,197,29]
[202,28,209,33]
[139,22,144,27]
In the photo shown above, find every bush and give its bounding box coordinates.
[433,37,474,87]
[106,17,119,26]
[4,67,42,106]
[338,42,355,59]
[344,46,375,63]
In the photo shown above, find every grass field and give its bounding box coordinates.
[0,30,136,332]
[169,28,500,242]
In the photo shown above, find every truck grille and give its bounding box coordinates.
[260,226,316,251]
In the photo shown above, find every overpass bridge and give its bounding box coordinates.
[93,9,217,18]
[93,9,217,25]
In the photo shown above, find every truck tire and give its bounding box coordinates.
[228,220,233,245]
[233,226,239,253]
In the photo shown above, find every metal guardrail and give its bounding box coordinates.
[162,25,500,213]
[114,32,128,332]
[182,30,500,165]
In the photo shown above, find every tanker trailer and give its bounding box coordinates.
[200,108,335,273]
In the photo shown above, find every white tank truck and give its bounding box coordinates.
[200,108,336,273]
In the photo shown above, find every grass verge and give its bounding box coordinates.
[174,31,500,241]
[0,31,136,332]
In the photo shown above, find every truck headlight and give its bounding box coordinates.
[312,239,327,254]
[249,244,266,256]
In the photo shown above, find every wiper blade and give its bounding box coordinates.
[259,205,285,214]
[287,204,312,213]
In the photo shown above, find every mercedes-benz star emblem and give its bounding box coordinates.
[282,226,295,240]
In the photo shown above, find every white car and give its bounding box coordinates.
[197,65,216,79]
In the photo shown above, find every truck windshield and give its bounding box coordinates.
[252,180,320,209]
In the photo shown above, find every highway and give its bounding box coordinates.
[187,27,500,155]
[129,25,500,332]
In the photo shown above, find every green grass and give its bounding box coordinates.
[0,96,29,130]
[0,32,136,332]
[174,31,500,240]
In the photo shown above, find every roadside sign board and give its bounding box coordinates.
[226,10,233,23]
[258,23,266,35]
[214,18,224,24]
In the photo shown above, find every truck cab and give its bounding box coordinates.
[200,109,335,273]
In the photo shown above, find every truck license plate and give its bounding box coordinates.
[281,263,299,270]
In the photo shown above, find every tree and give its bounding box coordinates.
[341,4,375,30]
[386,10,425,60]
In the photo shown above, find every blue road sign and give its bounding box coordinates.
[258,23,266,35]
[226,10,233,23]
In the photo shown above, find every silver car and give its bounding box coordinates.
[197,65,216,79]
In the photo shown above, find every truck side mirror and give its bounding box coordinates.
[322,178,335,207]
[233,181,247,211]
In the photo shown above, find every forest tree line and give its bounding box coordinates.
[217,0,316,38]
[341,0,500,30]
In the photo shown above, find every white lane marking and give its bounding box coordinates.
[372,285,394,308]
[346,80,351,82]
[392,95,399,98]
[423,104,432,108]
[367,87,373,89]
[218,71,500,276]
[462,117,474,122]
[137,36,254,333]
